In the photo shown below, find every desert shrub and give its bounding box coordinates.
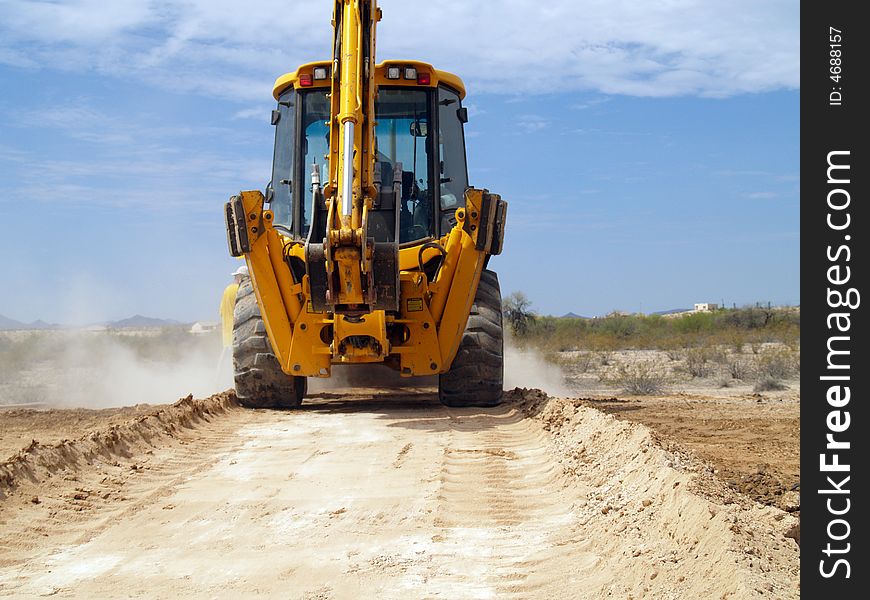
[503,292,800,366]
[756,347,797,380]
[716,376,733,388]
[658,338,684,361]
[709,347,730,365]
[503,291,536,336]
[598,314,640,339]
[664,348,683,361]
[568,352,594,373]
[597,350,614,366]
[719,307,771,329]
[684,347,713,378]
[611,361,667,395]
[727,357,749,380]
[754,376,788,392]
[673,312,715,334]
[544,350,595,374]
[726,331,746,354]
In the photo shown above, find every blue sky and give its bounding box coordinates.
[0,1,799,323]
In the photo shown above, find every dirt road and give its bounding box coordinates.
[0,389,799,599]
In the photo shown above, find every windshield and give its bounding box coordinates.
[271,86,468,244]
[374,88,433,243]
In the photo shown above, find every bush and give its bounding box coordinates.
[684,347,712,378]
[727,357,749,380]
[565,351,594,373]
[716,376,733,388]
[673,312,715,334]
[664,348,684,361]
[503,291,536,335]
[709,347,730,365]
[754,376,788,392]
[597,350,614,366]
[612,361,667,395]
[756,347,797,380]
[504,292,801,369]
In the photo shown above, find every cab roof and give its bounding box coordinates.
[273,59,466,100]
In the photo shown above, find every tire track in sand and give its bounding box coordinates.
[421,405,599,598]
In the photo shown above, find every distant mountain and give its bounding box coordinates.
[1,313,185,330]
[0,314,25,330]
[651,308,692,316]
[0,314,58,330]
[560,312,590,319]
[106,315,182,328]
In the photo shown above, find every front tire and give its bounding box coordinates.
[232,279,306,408]
[438,269,504,407]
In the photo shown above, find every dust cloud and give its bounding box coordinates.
[503,339,571,397]
[2,331,569,409]
[309,340,570,397]
[0,330,231,409]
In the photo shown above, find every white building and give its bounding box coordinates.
[190,321,218,334]
[693,303,718,313]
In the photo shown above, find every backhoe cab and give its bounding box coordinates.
[225,1,506,409]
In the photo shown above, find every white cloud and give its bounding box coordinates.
[571,97,612,110]
[0,0,798,100]
[516,114,550,133]
[233,107,270,121]
[744,191,780,200]
[0,103,269,213]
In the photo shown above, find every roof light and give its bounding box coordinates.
[386,66,401,80]
[313,66,329,80]
[416,71,431,85]
[299,73,313,87]
[403,67,417,80]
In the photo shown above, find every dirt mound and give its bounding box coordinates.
[566,392,800,515]
[0,404,161,461]
[0,392,238,497]
[505,387,800,598]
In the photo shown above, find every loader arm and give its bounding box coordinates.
[320,0,382,313]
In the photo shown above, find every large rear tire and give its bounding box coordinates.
[438,269,504,407]
[232,279,306,408]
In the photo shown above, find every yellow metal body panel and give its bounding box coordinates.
[334,311,388,362]
[237,191,295,366]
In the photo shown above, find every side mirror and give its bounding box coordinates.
[457,107,468,124]
[271,109,281,125]
[410,120,428,137]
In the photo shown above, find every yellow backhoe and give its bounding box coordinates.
[225,0,507,408]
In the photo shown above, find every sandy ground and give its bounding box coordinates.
[0,389,798,599]
[0,405,158,460]
[555,347,801,514]
[579,393,800,513]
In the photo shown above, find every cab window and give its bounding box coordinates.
[437,86,469,233]
[374,88,433,243]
